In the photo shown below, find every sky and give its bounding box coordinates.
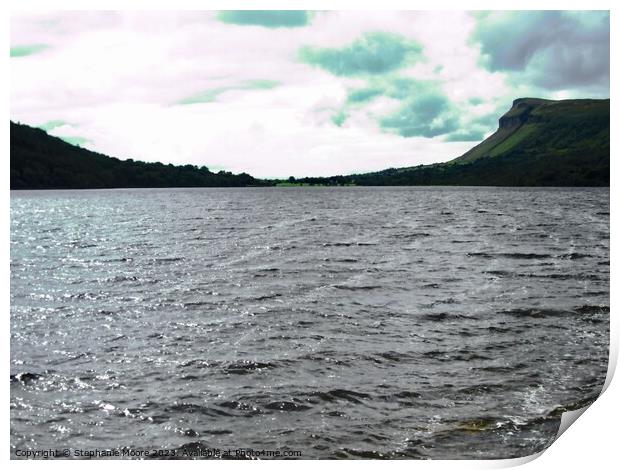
[10,10,610,178]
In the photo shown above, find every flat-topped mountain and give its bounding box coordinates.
[453,98,609,165]
[291,98,610,187]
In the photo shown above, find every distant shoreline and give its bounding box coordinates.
[11,98,609,190]
[10,185,611,191]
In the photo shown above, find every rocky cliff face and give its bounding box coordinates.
[497,98,551,129]
[452,97,609,165]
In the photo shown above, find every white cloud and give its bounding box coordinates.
[11,10,597,177]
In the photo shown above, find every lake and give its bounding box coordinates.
[10,187,609,459]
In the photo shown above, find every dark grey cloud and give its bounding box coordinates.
[443,128,486,142]
[299,32,423,77]
[217,11,310,28]
[472,11,609,92]
[377,80,460,138]
[10,44,49,57]
[334,78,461,138]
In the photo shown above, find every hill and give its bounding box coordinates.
[10,122,261,189]
[289,98,610,187]
[11,97,610,189]
[453,98,609,165]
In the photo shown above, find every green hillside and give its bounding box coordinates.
[453,98,609,164]
[288,98,610,187]
[10,122,261,189]
[10,97,610,189]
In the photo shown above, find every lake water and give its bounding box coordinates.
[10,187,609,459]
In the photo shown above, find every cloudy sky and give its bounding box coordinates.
[10,10,610,177]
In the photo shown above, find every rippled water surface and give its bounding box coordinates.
[10,187,609,459]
